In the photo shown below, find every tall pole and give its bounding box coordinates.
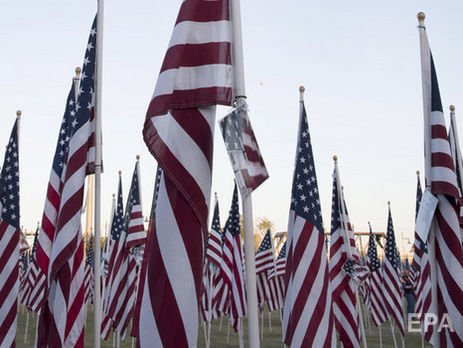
[417,12,438,346]
[333,157,367,348]
[229,0,259,346]
[93,1,104,347]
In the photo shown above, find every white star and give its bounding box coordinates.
[300,194,306,201]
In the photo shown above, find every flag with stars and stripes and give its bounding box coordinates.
[418,19,463,345]
[282,97,333,348]
[36,16,97,348]
[24,225,46,312]
[101,177,124,340]
[84,233,94,304]
[221,183,246,332]
[0,116,21,347]
[381,205,405,336]
[125,159,145,248]
[137,0,233,345]
[366,224,387,326]
[255,229,275,274]
[206,197,222,267]
[328,164,363,347]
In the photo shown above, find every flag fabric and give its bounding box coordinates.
[328,165,362,348]
[125,160,145,248]
[206,197,222,267]
[411,173,432,340]
[282,97,333,348]
[221,183,246,332]
[101,177,124,341]
[255,229,275,274]
[418,21,463,344]
[36,16,97,348]
[84,233,94,304]
[0,117,21,347]
[136,0,232,345]
[366,225,387,326]
[342,258,370,284]
[381,205,405,336]
[448,107,463,226]
[24,226,46,312]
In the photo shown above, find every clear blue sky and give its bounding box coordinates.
[1,1,462,252]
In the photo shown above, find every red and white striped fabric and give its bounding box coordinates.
[419,20,463,345]
[283,98,333,347]
[221,184,246,332]
[382,205,405,337]
[448,106,463,226]
[125,159,145,249]
[84,234,94,304]
[36,16,97,348]
[366,226,387,327]
[328,165,361,347]
[0,117,20,347]
[210,267,229,319]
[135,0,232,345]
[206,197,222,267]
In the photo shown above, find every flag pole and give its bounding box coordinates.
[93,1,104,347]
[229,0,260,346]
[417,12,438,346]
[333,157,368,348]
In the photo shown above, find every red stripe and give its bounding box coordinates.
[160,42,231,73]
[175,0,230,24]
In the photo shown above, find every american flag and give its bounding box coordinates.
[255,229,275,273]
[101,176,124,340]
[448,106,463,225]
[268,241,286,300]
[207,196,222,267]
[328,164,362,347]
[221,183,246,332]
[366,224,387,326]
[282,96,333,347]
[411,173,432,340]
[125,159,145,248]
[136,0,232,345]
[0,116,20,347]
[418,18,463,344]
[382,204,405,336]
[84,233,94,304]
[37,16,97,348]
[24,226,46,312]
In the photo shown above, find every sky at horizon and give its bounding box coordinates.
[1,1,462,254]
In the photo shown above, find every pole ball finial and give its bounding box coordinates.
[16,110,22,118]
[299,86,305,93]
[75,67,81,75]
[417,12,425,21]
[333,155,338,162]
[118,170,122,175]
[450,105,455,112]
[136,154,140,160]
[416,170,420,175]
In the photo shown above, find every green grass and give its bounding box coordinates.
[16,305,430,347]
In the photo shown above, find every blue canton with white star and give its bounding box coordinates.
[86,233,94,268]
[111,177,124,241]
[290,103,323,233]
[367,226,381,273]
[257,229,271,253]
[211,200,221,233]
[277,242,286,260]
[385,208,399,269]
[0,119,20,229]
[224,183,240,237]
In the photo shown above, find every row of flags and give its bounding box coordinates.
[2,2,463,348]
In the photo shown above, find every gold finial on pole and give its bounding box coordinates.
[118,170,122,176]
[16,110,22,118]
[299,86,305,102]
[450,105,455,112]
[75,67,81,77]
[417,12,425,21]
[416,170,420,176]
[333,155,338,162]
[387,201,391,206]
[299,86,305,93]
[112,193,115,198]
[136,154,140,161]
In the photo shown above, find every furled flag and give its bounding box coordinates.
[411,172,432,340]
[101,175,124,340]
[328,162,363,347]
[418,13,463,344]
[366,224,387,326]
[125,157,145,248]
[382,204,405,337]
[221,183,246,332]
[0,115,21,347]
[448,105,463,226]
[282,91,333,348]
[84,233,94,304]
[136,0,232,345]
[37,16,97,348]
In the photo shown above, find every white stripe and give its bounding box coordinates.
[430,110,446,126]
[139,271,163,347]
[168,20,231,49]
[152,64,232,99]
[151,108,214,203]
[156,175,198,347]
